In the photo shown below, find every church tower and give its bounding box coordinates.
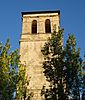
[20,10,60,100]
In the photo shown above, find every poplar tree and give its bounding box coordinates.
[0,39,19,100]
[64,34,81,99]
[41,29,82,100]
[0,39,31,100]
[82,55,85,99]
[41,29,67,100]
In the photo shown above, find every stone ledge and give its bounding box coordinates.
[20,33,51,42]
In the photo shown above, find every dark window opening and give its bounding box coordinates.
[45,19,51,33]
[32,20,37,34]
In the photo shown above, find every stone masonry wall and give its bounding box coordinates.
[20,12,60,100]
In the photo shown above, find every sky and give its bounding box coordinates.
[0,0,85,58]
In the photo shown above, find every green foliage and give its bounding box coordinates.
[64,34,81,99]
[0,39,31,100]
[16,64,32,100]
[82,55,85,99]
[41,29,82,100]
[41,29,67,100]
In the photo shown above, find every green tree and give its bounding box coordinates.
[82,55,85,99]
[41,29,82,100]
[41,29,67,100]
[0,39,31,100]
[16,64,32,100]
[64,34,81,99]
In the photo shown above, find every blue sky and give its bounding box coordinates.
[0,0,85,58]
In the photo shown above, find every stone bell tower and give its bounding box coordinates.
[20,10,60,100]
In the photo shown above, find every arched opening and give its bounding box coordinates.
[32,20,37,34]
[45,19,51,33]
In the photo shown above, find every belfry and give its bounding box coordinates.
[20,10,60,100]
